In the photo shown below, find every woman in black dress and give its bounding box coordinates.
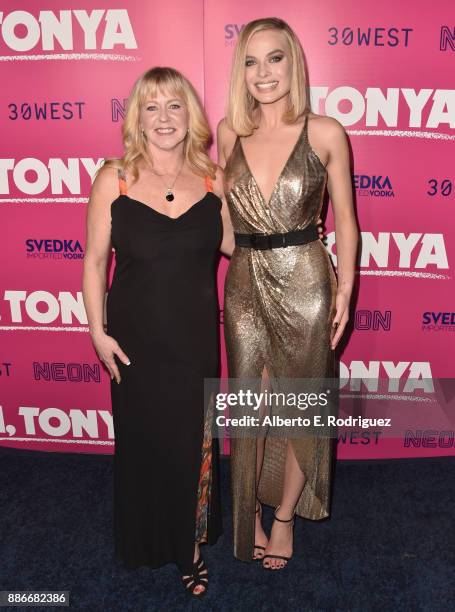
[82,67,233,597]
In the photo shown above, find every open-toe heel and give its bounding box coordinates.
[253,501,267,561]
[181,555,208,598]
[262,505,295,570]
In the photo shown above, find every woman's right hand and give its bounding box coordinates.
[91,331,131,383]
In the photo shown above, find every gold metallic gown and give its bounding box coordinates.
[223,114,338,562]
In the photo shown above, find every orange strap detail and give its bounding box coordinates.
[205,175,213,193]
[117,169,127,195]
[119,177,127,196]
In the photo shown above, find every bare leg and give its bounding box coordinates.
[253,367,270,559]
[263,441,306,569]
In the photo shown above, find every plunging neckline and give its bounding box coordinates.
[238,119,307,208]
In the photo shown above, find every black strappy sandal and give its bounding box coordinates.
[262,506,295,570]
[253,502,267,561]
[181,555,208,598]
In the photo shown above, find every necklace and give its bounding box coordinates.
[146,157,184,202]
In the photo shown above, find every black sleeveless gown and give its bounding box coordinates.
[106,182,223,574]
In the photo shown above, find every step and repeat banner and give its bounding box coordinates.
[0,1,454,458]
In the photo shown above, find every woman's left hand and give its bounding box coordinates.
[331,291,350,349]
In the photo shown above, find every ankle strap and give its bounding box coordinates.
[274,506,295,523]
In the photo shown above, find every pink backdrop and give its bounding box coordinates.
[1,0,454,459]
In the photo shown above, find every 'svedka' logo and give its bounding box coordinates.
[353,175,394,198]
[422,311,455,332]
[224,23,244,45]
[0,9,138,61]
[326,232,450,279]
[25,239,84,260]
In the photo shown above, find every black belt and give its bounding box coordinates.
[234,225,319,250]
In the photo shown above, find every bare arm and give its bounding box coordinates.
[213,166,234,257]
[82,165,130,382]
[217,118,237,170]
[325,118,359,348]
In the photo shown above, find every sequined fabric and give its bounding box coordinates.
[223,115,338,562]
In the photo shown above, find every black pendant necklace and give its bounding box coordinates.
[147,157,184,203]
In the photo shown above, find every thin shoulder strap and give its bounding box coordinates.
[118,168,127,195]
[205,175,214,193]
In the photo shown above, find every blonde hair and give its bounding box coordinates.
[226,17,310,136]
[104,67,216,181]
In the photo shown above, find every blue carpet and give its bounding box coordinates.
[0,447,454,611]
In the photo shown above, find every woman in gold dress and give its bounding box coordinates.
[218,18,358,569]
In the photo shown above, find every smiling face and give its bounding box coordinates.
[139,88,189,151]
[244,28,292,105]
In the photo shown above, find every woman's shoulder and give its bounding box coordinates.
[90,161,123,201]
[217,117,237,146]
[217,116,235,136]
[306,113,347,142]
[96,161,122,182]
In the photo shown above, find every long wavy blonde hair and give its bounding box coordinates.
[104,67,216,180]
[226,17,311,136]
